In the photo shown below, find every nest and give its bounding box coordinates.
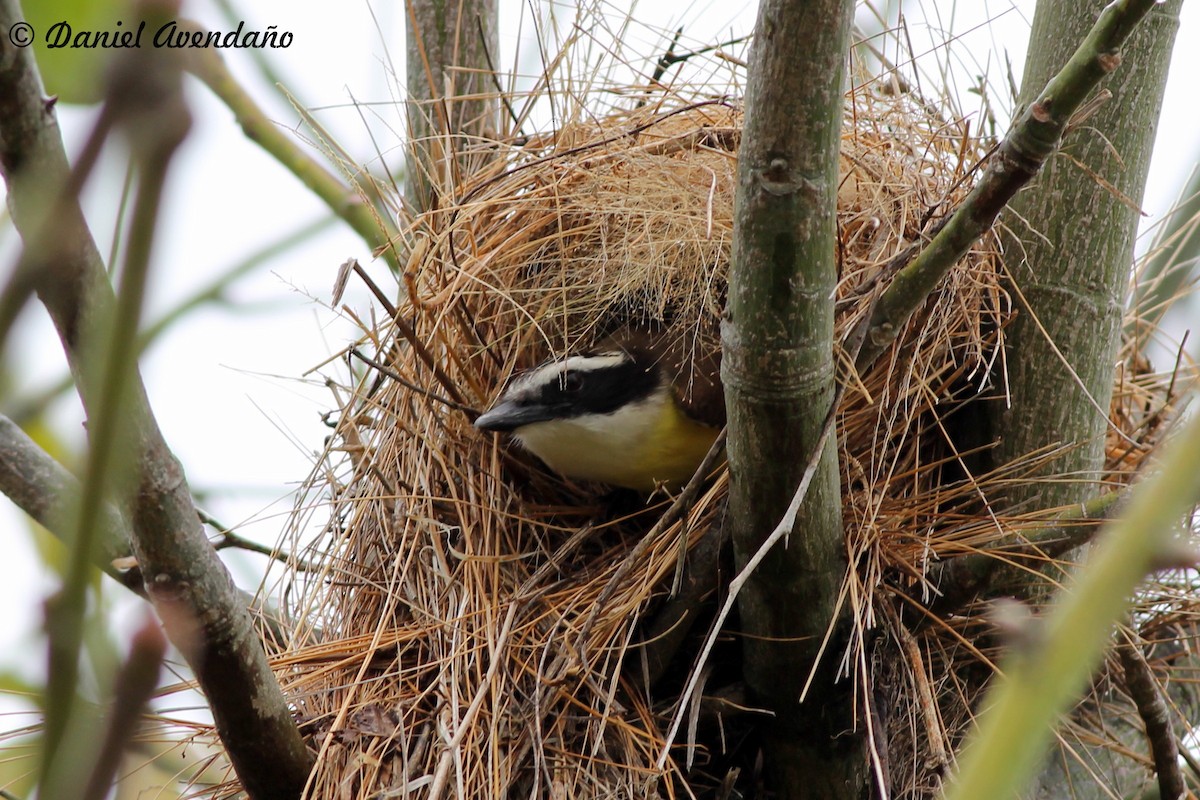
[215,31,1187,800]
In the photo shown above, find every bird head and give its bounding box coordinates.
[475,346,720,491]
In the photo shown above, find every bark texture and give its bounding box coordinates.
[990,0,1183,522]
[405,0,499,212]
[721,0,861,796]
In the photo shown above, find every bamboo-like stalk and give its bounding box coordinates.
[853,0,1170,372]
[944,409,1200,800]
[721,0,859,795]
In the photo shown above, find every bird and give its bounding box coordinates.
[474,336,723,492]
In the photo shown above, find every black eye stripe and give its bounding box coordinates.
[560,372,583,392]
[529,355,660,417]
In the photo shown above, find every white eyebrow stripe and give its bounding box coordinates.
[507,351,632,395]
[560,352,629,373]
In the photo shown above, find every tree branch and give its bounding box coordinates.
[0,416,143,596]
[720,0,859,795]
[928,489,1124,614]
[943,408,1200,800]
[184,39,400,270]
[985,0,1184,598]
[81,618,165,800]
[0,415,293,646]
[0,1,311,795]
[1118,630,1186,800]
[852,0,1167,372]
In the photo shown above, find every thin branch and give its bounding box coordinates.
[81,618,165,800]
[184,33,401,270]
[7,214,338,425]
[650,26,686,87]
[928,489,1125,614]
[42,39,187,783]
[1118,630,1186,800]
[36,100,126,797]
[200,508,318,572]
[943,407,1200,800]
[0,2,312,794]
[648,29,751,89]
[852,0,1164,372]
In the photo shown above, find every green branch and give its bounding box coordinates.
[943,409,1200,800]
[854,0,1163,372]
[7,214,337,424]
[185,41,401,269]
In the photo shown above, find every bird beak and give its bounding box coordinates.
[474,399,556,432]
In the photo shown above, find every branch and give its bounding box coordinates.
[0,1,311,795]
[40,23,192,778]
[201,508,317,572]
[943,407,1200,800]
[81,618,165,800]
[184,36,400,269]
[928,489,1124,614]
[0,415,292,646]
[0,416,143,595]
[852,0,1165,371]
[1118,630,1186,800]
[719,0,858,794]
[7,214,337,425]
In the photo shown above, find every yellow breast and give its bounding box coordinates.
[512,387,721,491]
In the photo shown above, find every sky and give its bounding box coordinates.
[1,0,1199,761]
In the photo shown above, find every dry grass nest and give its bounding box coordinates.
[222,82,1185,799]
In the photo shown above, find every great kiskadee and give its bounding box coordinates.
[474,339,723,492]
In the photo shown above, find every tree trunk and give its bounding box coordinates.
[987,2,1183,796]
[722,0,862,797]
[988,0,1183,527]
[404,0,499,213]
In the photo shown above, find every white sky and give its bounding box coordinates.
[1,0,1198,745]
